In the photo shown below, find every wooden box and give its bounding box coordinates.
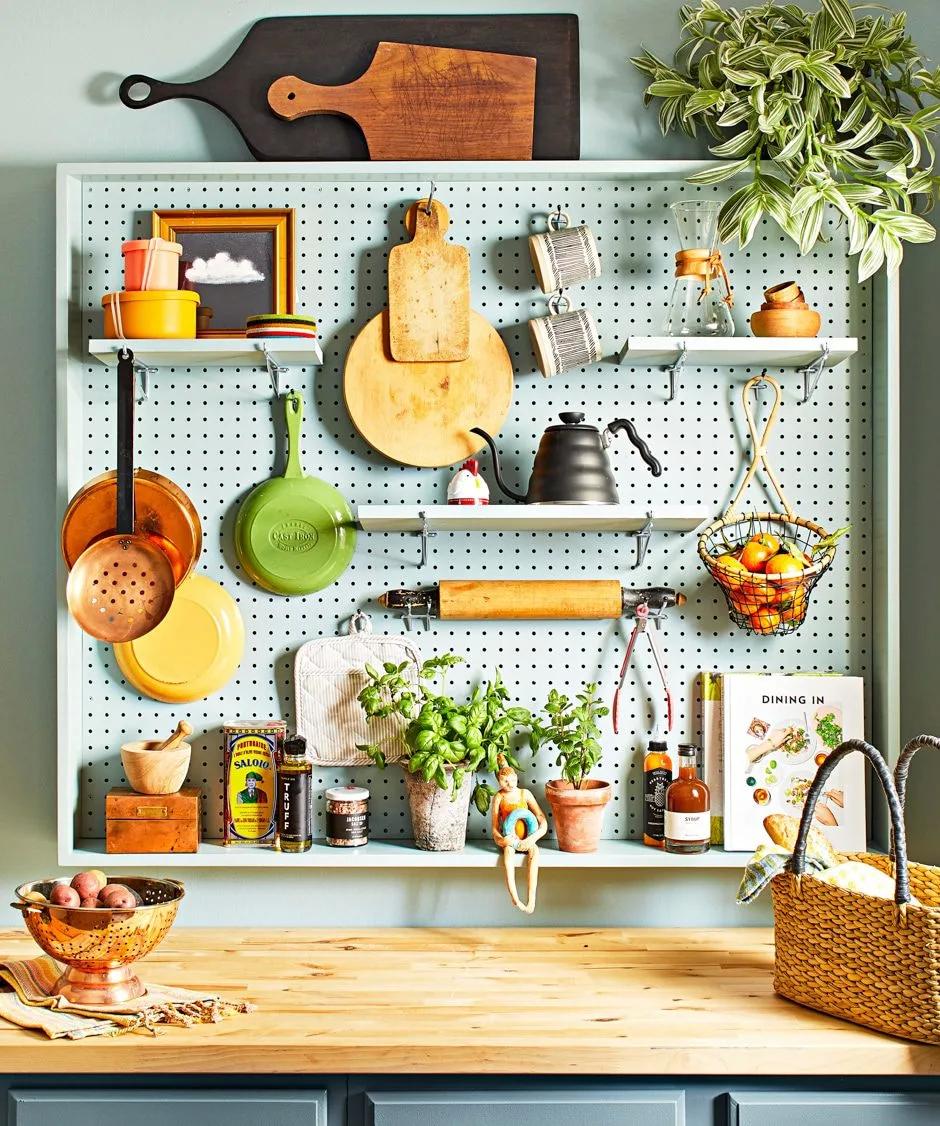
[105,786,201,853]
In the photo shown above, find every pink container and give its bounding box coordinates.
[122,238,182,291]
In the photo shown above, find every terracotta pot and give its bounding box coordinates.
[750,308,821,338]
[545,779,611,852]
[404,766,474,851]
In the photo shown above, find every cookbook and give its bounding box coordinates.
[720,672,866,852]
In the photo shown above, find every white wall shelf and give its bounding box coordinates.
[88,338,323,367]
[617,336,858,404]
[68,838,747,869]
[87,338,322,396]
[356,505,707,568]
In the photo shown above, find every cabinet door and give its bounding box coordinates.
[365,1089,684,1126]
[727,1091,940,1126]
[10,1090,328,1126]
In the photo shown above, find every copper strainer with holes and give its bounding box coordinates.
[65,349,175,643]
[11,876,185,1005]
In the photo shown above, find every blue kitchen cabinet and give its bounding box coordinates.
[727,1091,940,1124]
[364,1089,685,1125]
[8,1089,329,1126]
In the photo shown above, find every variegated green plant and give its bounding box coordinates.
[633,0,940,279]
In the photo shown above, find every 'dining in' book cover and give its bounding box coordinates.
[721,673,866,853]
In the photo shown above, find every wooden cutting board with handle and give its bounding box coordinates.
[268,42,536,159]
[388,199,470,362]
[118,15,579,161]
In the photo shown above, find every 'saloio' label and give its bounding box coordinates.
[223,724,284,845]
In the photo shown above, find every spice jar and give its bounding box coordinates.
[325,785,369,847]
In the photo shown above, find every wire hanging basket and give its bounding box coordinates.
[698,374,842,636]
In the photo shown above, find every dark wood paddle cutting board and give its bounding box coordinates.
[119,15,579,161]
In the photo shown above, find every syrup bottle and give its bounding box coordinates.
[664,744,711,854]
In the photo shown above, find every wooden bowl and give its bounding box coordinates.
[750,308,821,338]
[120,740,191,795]
[763,280,802,305]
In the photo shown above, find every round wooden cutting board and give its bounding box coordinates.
[344,308,513,467]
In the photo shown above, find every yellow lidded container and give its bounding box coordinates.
[102,290,199,340]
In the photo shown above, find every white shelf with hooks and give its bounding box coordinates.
[356,505,706,534]
[87,338,323,368]
[617,336,857,368]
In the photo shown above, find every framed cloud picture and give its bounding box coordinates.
[152,209,294,337]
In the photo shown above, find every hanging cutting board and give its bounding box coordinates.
[344,309,512,468]
[118,15,579,161]
[268,43,535,160]
[388,200,470,362]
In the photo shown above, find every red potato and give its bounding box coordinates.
[49,884,80,908]
[71,871,104,899]
[98,882,130,900]
[79,896,99,908]
[99,888,137,910]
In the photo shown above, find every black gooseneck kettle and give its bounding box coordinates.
[471,413,662,505]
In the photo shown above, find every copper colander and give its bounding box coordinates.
[11,876,185,1005]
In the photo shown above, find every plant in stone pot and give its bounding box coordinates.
[357,654,533,852]
[632,0,940,280]
[531,683,611,853]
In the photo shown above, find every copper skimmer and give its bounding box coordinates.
[65,350,175,642]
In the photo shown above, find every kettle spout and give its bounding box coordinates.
[469,427,527,504]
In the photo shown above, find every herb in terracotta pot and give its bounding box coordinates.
[357,654,533,852]
[531,684,611,853]
[632,0,940,280]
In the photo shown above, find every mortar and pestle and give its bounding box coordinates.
[121,720,192,795]
[750,280,821,337]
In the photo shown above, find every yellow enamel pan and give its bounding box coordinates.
[114,573,244,703]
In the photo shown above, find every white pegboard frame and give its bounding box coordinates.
[55,162,900,864]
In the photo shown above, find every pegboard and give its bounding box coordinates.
[61,165,872,847]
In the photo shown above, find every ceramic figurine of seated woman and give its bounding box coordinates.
[490,754,547,914]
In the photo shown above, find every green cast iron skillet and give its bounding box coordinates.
[235,390,356,595]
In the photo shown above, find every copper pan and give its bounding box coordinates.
[65,351,176,643]
[62,468,202,586]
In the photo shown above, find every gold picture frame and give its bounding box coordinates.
[152,209,295,338]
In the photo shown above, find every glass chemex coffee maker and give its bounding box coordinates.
[665,200,734,336]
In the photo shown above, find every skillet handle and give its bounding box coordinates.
[283,391,304,479]
[116,349,135,535]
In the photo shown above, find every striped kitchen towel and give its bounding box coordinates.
[0,955,252,1039]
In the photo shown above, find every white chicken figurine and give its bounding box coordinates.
[447,458,489,505]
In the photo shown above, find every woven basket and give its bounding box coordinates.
[772,736,940,1044]
[698,374,838,636]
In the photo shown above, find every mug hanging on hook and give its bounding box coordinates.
[528,207,602,294]
[529,289,603,378]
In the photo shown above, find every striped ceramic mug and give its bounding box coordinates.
[528,211,602,293]
[528,294,603,378]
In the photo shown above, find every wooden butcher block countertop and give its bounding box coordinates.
[0,927,937,1075]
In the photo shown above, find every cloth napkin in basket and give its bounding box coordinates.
[0,955,252,1040]
[736,843,828,905]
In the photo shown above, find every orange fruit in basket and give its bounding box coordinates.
[765,552,805,602]
[714,552,745,574]
[779,587,808,624]
[740,533,779,573]
[749,606,782,635]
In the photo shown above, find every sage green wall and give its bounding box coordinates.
[0,0,933,927]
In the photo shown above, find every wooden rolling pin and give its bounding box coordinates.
[379,580,684,621]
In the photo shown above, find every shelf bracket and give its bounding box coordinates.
[664,342,687,404]
[417,511,437,568]
[261,343,292,397]
[631,513,654,570]
[131,361,156,404]
[796,341,831,405]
